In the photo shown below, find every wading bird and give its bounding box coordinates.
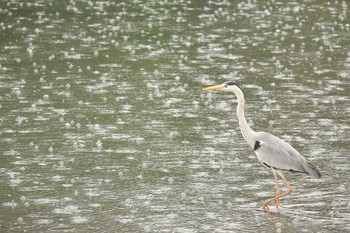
[202,81,321,210]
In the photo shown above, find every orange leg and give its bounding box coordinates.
[274,171,281,208]
[262,170,293,210]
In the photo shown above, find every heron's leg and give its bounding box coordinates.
[273,170,281,208]
[277,171,293,197]
[261,170,293,210]
[261,170,280,210]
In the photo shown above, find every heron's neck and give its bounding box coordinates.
[234,90,256,148]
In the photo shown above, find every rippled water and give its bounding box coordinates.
[1,0,349,232]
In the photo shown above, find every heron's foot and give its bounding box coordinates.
[262,195,281,210]
[261,201,270,210]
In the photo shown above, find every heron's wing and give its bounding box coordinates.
[254,132,320,177]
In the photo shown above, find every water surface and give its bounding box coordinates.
[1,0,349,232]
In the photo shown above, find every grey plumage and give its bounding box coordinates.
[253,132,321,178]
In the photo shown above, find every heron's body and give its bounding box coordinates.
[203,81,321,210]
[253,132,320,177]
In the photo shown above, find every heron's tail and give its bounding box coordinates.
[305,162,321,178]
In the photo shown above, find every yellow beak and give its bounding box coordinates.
[202,84,225,91]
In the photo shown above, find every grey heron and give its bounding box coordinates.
[202,81,321,210]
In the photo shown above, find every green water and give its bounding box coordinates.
[1,0,349,232]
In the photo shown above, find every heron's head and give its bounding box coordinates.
[202,81,242,93]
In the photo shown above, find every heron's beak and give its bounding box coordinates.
[202,84,225,91]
